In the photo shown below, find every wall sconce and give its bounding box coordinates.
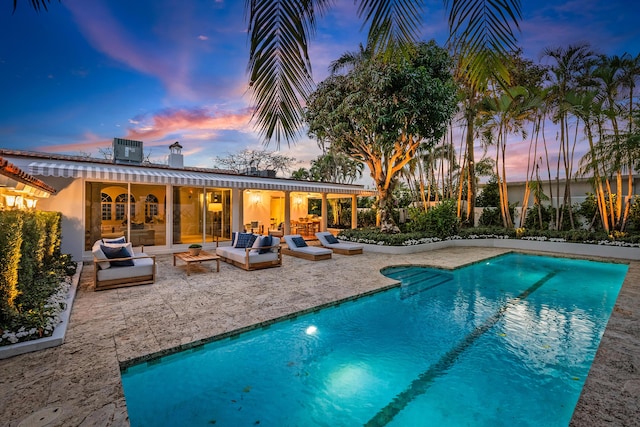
[251,192,262,205]
[4,195,16,208]
[294,196,303,207]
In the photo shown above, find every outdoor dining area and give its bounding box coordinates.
[290,215,321,237]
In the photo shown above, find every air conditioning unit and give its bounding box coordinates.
[113,138,143,164]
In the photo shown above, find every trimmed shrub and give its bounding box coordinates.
[0,211,23,324]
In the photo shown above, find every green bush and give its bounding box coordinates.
[476,176,500,207]
[406,200,459,237]
[357,208,377,228]
[478,207,501,227]
[628,196,640,232]
[523,204,553,230]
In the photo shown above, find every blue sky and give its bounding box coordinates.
[1,0,639,183]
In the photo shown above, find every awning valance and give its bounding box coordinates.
[28,161,374,196]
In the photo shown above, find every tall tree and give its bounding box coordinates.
[308,151,364,184]
[305,41,457,232]
[246,0,522,146]
[212,149,296,176]
[543,44,596,229]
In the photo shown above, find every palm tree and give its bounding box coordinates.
[543,44,596,230]
[478,86,538,228]
[246,0,522,146]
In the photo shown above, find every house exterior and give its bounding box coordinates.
[0,145,374,261]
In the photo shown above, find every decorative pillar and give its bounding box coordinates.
[284,191,291,235]
[233,188,244,232]
[351,194,358,229]
[321,193,328,232]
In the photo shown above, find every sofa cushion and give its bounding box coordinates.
[215,246,279,265]
[96,254,154,282]
[100,245,135,267]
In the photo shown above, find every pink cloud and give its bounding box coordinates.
[125,106,254,142]
[37,106,256,156]
[37,132,112,153]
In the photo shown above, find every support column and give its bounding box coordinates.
[233,188,244,233]
[321,193,328,232]
[351,194,358,229]
[284,191,291,235]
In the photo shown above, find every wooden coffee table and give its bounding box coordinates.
[173,250,220,276]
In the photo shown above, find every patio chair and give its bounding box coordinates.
[315,231,364,255]
[282,234,332,261]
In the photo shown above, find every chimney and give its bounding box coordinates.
[168,141,184,168]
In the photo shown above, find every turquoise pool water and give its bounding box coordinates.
[121,253,628,426]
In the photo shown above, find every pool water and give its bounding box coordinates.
[121,253,628,426]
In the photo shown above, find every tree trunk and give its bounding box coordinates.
[377,186,400,233]
[465,111,476,225]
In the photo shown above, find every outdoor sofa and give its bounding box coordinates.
[92,238,156,291]
[215,232,282,271]
[282,234,332,261]
[315,231,364,255]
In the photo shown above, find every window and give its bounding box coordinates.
[145,194,159,220]
[115,193,135,221]
[101,193,112,220]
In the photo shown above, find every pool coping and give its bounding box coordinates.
[356,237,640,260]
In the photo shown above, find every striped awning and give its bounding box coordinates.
[28,161,374,196]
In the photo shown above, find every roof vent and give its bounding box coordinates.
[113,138,143,164]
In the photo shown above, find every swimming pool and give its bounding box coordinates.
[121,253,628,426]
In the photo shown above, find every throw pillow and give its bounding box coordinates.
[259,235,273,254]
[251,235,263,252]
[92,244,111,270]
[235,232,257,248]
[102,236,126,244]
[291,236,307,247]
[100,245,135,267]
[324,234,339,244]
[102,242,134,257]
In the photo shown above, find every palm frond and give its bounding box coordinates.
[13,0,57,13]
[357,0,424,52]
[446,0,522,90]
[246,0,330,146]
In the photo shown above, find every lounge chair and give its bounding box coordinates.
[282,234,332,261]
[216,233,282,271]
[315,231,364,255]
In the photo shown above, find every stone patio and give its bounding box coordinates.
[1,246,638,426]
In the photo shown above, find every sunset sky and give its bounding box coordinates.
[1,0,639,186]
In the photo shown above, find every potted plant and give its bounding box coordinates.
[188,243,202,256]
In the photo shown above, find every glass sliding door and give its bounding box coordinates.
[85,182,167,250]
[173,186,231,244]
